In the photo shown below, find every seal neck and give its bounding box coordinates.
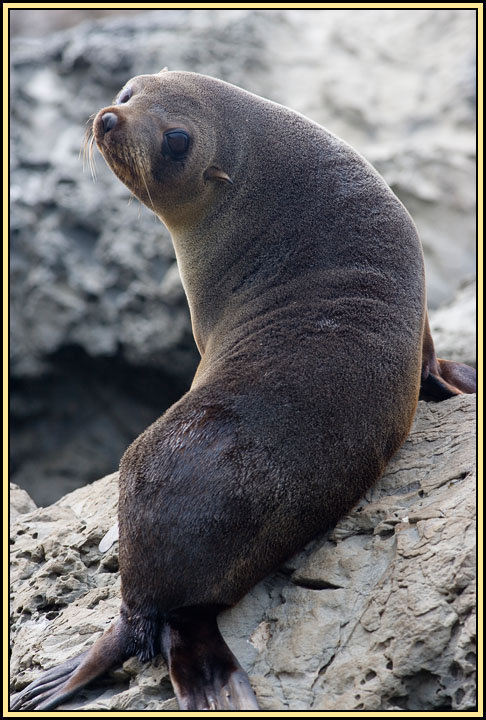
[170,216,315,357]
[170,226,248,355]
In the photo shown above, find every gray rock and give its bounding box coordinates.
[9,395,476,710]
[429,280,477,368]
[10,483,37,527]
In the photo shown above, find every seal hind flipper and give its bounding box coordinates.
[434,357,476,394]
[421,313,476,399]
[421,358,477,399]
[10,652,89,710]
[10,620,129,711]
[161,607,259,711]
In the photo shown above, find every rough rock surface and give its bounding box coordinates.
[429,280,477,369]
[10,483,37,528]
[10,9,476,505]
[10,394,476,711]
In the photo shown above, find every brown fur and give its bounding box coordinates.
[11,71,476,712]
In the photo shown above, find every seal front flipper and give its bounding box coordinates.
[99,521,119,553]
[420,313,476,399]
[162,607,259,711]
[10,619,129,711]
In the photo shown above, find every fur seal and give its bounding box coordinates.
[11,70,476,711]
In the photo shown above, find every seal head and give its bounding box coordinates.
[94,70,233,234]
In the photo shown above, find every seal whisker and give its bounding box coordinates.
[80,126,90,167]
[139,163,155,211]
[80,124,97,182]
[81,123,92,156]
[88,134,97,182]
[126,149,155,211]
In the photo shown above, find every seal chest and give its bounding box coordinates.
[10,70,476,712]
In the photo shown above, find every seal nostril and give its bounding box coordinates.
[102,112,118,133]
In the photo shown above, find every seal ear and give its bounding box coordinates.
[158,67,169,74]
[204,165,233,185]
[420,314,476,399]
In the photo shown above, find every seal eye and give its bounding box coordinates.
[163,130,190,159]
[117,87,132,104]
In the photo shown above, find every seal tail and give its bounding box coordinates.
[161,607,260,711]
[421,313,476,399]
[10,619,130,711]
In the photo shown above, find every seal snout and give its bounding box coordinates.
[93,109,120,146]
[101,112,118,134]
